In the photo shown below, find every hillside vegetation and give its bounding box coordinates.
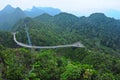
[0,12,120,80]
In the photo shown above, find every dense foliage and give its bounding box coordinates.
[0,12,120,79]
[0,46,120,80]
[12,13,120,53]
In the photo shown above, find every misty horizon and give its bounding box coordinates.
[0,0,120,19]
[1,4,120,19]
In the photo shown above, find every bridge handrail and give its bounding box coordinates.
[12,32,84,49]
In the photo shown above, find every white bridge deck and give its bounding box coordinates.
[13,32,84,49]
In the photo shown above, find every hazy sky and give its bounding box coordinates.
[0,0,120,16]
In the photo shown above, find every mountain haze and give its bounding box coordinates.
[24,6,61,17]
[0,5,26,30]
[0,5,61,31]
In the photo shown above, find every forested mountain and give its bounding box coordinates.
[78,13,120,52]
[12,12,120,53]
[0,5,26,30]
[0,5,61,31]
[0,12,120,80]
[0,5,14,15]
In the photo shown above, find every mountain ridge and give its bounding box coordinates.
[24,6,61,17]
[0,5,26,30]
[11,12,120,53]
[0,5,61,31]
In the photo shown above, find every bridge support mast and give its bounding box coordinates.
[25,24,33,51]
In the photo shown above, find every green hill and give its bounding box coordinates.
[0,12,120,80]
[11,12,120,53]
